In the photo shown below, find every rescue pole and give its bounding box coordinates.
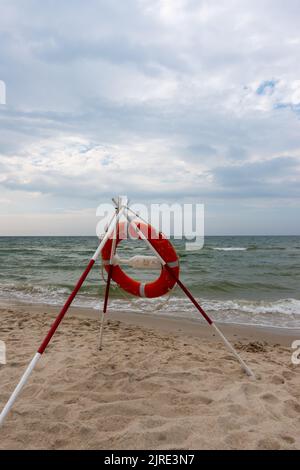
[0,206,124,427]
[98,202,119,350]
[125,210,255,379]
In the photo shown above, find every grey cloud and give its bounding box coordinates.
[213,157,300,198]
[1,0,300,234]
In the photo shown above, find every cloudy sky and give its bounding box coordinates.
[0,0,300,235]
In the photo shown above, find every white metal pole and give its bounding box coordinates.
[125,211,255,378]
[98,208,118,350]
[98,311,105,350]
[212,323,254,377]
[0,206,124,427]
[0,353,41,426]
[99,202,119,350]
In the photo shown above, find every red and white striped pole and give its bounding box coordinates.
[125,210,255,378]
[0,206,124,427]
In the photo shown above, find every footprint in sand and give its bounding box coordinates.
[257,437,281,450]
[225,431,250,449]
[270,375,285,385]
[96,415,135,432]
[283,399,300,418]
[260,393,280,404]
[52,404,69,420]
[280,434,295,445]
[282,370,294,381]
[227,403,247,415]
[240,382,261,396]
[180,394,213,406]
[207,367,224,375]
[218,415,242,432]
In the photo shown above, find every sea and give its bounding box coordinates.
[0,236,299,329]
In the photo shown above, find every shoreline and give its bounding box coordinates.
[1,299,299,347]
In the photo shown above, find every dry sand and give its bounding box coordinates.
[0,303,300,450]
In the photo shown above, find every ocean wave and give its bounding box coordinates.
[105,297,300,329]
[1,281,299,329]
[247,246,287,251]
[106,296,300,315]
[212,247,247,251]
[1,236,299,329]
[211,246,290,252]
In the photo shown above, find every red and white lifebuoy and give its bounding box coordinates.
[101,220,179,298]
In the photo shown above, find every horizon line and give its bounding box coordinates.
[0,234,299,237]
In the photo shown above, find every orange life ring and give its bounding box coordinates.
[101,220,179,298]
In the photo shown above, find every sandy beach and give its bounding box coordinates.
[0,303,300,450]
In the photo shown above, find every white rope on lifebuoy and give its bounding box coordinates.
[100,258,176,312]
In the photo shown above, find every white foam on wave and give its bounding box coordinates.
[106,296,300,329]
[0,282,71,306]
[1,282,299,328]
[212,247,247,251]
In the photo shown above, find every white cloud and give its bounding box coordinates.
[0,0,300,234]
